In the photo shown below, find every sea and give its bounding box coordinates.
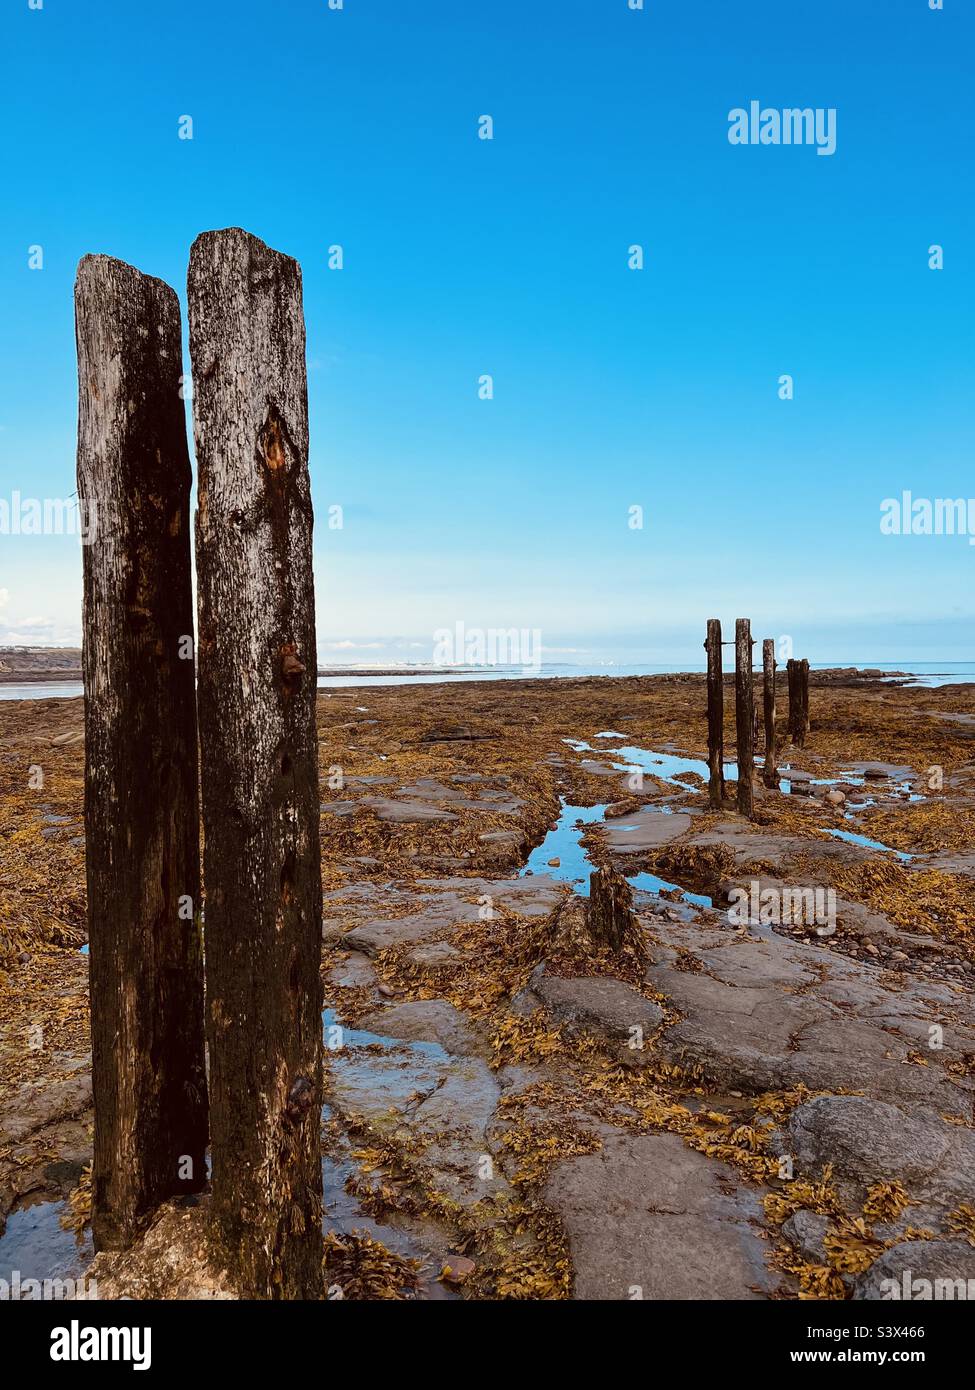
[2,661,973,701]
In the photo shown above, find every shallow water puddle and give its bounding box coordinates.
[320,1011,457,1295]
[520,802,610,893]
[819,827,914,862]
[0,1194,93,1296]
[563,738,739,790]
[521,799,712,908]
[323,1008,450,1107]
[628,871,713,910]
[319,1113,452,1299]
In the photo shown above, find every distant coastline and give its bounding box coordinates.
[3,662,975,703]
[0,646,82,683]
[1,647,973,694]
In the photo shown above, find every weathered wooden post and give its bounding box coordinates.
[75,256,208,1251]
[787,657,810,747]
[762,638,778,787]
[786,658,798,743]
[735,618,755,818]
[797,658,810,747]
[189,229,324,1299]
[704,618,725,808]
[588,865,640,954]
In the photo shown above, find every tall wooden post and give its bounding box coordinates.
[704,619,725,808]
[797,658,810,747]
[787,657,809,747]
[189,229,324,1300]
[735,619,755,818]
[762,638,778,788]
[75,256,208,1251]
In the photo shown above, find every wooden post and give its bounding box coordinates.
[189,229,324,1300]
[762,638,778,787]
[587,866,639,954]
[735,618,755,818]
[797,658,810,748]
[75,256,207,1251]
[704,619,724,808]
[787,657,809,747]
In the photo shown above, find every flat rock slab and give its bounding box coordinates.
[396,778,524,815]
[325,951,378,989]
[406,941,464,970]
[359,999,477,1055]
[544,1129,777,1300]
[786,1096,975,1204]
[603,809,692,853]
[686,822,868,870]
[844,761,917,781]
[0,1072,93,1146]
[648,924,975,1111]
[321,798,458,823]
[327,1035,504,1206]
[924,849,975,877]
[517,966,664,1049]
[332,875,564,956]
[572,758,616,777]
[717,872,923,951]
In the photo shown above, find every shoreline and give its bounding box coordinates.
[5,664,974,702]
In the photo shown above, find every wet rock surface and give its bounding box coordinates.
[853,1241,975,1300]
[515,965,665,1051]
[543,1130,776,1300]
[646,921,975,1112]
[785,1097,975,1204]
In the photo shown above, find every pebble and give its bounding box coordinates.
[440,1256,476,1285]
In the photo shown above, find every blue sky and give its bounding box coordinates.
[1,0,972,666]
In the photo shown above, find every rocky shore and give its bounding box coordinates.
[1,671,973,1299]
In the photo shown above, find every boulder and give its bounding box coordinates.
[786,1096,975,1203]
[854,1241,975,1300]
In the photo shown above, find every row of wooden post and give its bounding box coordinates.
[75,230,323,1298]
[704,619,810,819]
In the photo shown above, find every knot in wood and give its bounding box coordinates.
[284,1075,315,1124]
[280,644,306,683]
